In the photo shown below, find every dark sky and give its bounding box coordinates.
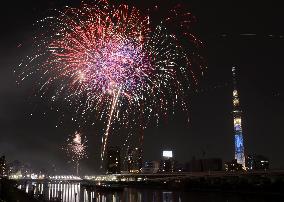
[0,0,284,174]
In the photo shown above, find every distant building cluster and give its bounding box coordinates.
[246,155,269,171]
[225,155,269,172]
[105,146,144,174]
[0,155,47,179]
[104,144,270,174]
[105,147,225,174]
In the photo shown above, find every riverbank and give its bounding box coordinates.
[0,178,39,202]
[82,173,284,196]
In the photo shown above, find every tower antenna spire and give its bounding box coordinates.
[232,66,237,89]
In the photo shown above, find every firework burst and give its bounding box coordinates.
[18,0,204,162]
[64,131,87,175]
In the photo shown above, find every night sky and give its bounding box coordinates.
[0,0,283,174]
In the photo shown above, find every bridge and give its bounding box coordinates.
[81,170,284,194]
[9,175,82,181]
[8,170,284,183]
[84,170,284,183]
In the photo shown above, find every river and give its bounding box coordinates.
[17,182,282,202]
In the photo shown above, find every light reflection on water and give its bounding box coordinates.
[17,182,183,202]
[17,182,279,202]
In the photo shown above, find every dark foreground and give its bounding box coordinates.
[0,178,40,202]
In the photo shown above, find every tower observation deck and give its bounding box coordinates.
[232,67,245,169]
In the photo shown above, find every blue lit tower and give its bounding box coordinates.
[232,67,245,169]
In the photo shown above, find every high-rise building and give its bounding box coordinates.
[142,161,160,173]
[105,146,121,174]
[232,67,246,169]
[6,160,32,178]
[224,159,243,172]
[160,150,175,172]
[126,147,142,173]
[0,155,7,177]
[246,154,269,171]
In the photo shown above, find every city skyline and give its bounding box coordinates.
[1,0,284,174]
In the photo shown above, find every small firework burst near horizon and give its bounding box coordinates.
[64,131,87,175]
[17,0,204,163]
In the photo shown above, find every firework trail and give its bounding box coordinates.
[122,132,134,167]
[18,0,204,163]
[64,131,87,175]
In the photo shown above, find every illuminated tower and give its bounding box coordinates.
[232,67,245,169]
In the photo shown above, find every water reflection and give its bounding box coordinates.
[17,182,181,202]
[17,182,279,202]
